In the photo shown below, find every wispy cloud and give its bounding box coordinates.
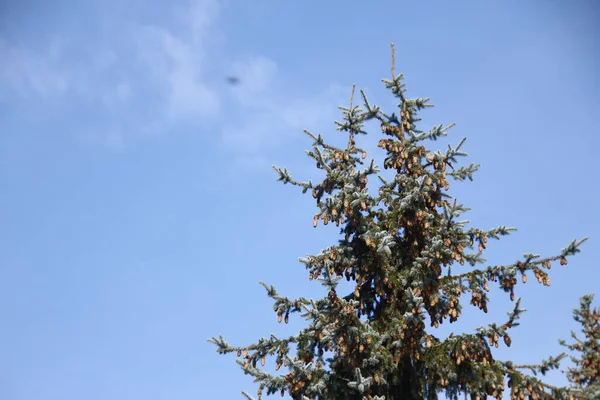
[135,0,221,121]
[0,0,346,164]
[137,28,219,120]
[221,55,349,161]
[0,38,68,99]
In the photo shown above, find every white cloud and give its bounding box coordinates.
[0,38,68,99]
[0,0,346,164]
[219,87,350,167]
[0,0,222,137]
[183,0,220,44]
[134,0,220,121]
[162,34,219,119]
[230,56,279,101]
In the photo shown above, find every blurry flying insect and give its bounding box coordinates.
[226,76,241,85]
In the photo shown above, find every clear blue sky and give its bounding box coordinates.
[1,1,599,399]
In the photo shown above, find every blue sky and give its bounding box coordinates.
[1,1,599,399]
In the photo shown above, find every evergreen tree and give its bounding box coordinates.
[560,295,600,399]
[209,44,588,400]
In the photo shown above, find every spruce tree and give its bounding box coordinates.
[209,44,589,400]
[560,295,600,399]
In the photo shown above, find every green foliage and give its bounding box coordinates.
[560,294,600,399]
[209,44,589,400]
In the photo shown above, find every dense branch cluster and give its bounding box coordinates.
[209,45,591,400]
[560,295,600,399]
